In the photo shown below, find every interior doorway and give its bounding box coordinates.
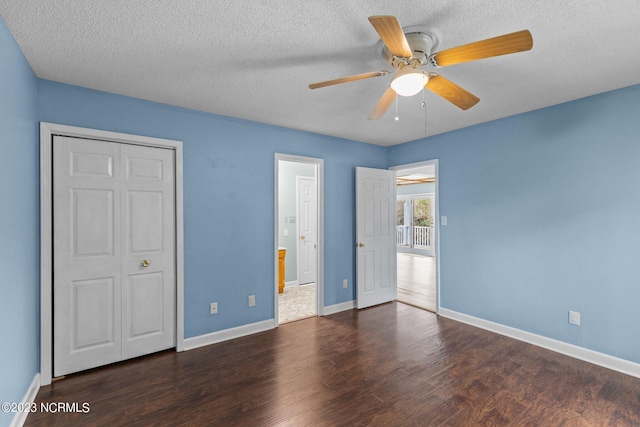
[391,160,439,313]
[275,154,324,324]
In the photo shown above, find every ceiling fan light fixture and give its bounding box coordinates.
[391,69,429,97]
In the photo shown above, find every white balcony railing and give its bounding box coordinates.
[413,226,432,249]
[396,225,432,250]
[396,225,409,246]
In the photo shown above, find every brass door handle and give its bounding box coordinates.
[358,242,365,247]
[300,235,305,240]
[141,259,150,268]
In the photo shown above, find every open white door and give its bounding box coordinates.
[356,167,397,309]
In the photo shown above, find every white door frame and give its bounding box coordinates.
[40,122,185,386]
[389,159,440,314]
[274,154,324,324]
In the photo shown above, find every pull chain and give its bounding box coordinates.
[422,88,427,136]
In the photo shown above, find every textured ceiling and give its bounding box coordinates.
[1,1,639,146]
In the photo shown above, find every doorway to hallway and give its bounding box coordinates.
[275,154,324,324]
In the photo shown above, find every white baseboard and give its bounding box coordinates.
[323,300,355,316]
[439,308,640,379]
[183,319,275,351]
[10,373,40,427]
[285,280,299,288]
[183,300,355,351]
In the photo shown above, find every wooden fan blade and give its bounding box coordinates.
[309,71,388,89]
[426,74,480,110]
[369,87,396,120]
[368,16,412,58]
[433,30,533,67]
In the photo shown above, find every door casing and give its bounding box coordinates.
[40,122,185,386]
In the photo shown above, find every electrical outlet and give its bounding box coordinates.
[210,302,218,314]
[248,295,256,307]
[343,279,348,289]
[569,310,580,326]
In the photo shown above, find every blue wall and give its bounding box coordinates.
[0,17,39,426]
[37,80,387,338]
[390,85,640,363]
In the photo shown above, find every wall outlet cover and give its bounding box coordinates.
[569,310,580,326]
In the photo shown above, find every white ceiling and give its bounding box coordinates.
[1,1,639,146]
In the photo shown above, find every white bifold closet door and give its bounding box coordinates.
[53,136,175,377]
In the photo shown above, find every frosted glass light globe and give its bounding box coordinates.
[391,70,429,97]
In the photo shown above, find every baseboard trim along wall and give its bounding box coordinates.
[439,308,640,379]
[184,299,356,352]
[323,300,355,316]
[285,280,299,288]
[183,320,275,351]
[10,373,40,427]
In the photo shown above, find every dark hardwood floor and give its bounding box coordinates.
[28,303,640,426]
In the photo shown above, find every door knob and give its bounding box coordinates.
[358,242,365,247]
[300,235,306,240]
[141,259,150,268]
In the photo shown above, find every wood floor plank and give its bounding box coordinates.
[27,302,640,426]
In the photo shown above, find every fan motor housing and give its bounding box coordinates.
[378,25,442,67]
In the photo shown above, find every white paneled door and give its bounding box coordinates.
[297,176,317,285]
[356,167,397,309]
[53,136,175,377]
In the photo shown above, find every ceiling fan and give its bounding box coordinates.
[309,16,533,120]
